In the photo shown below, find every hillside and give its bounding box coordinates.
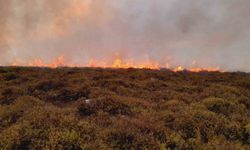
[0,67,250,149]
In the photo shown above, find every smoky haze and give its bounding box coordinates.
[0,0,250,71]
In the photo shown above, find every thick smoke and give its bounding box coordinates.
[0,0,250,71]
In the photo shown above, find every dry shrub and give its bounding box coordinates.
[0,86,25,104]
[0,96,43,129]
[203,97,246,116]
[239,97,250,109]
[105,117,162,150]
[0,67,250,149]
[50,87,90,103]
[4,73,19,81]
[79,96,132,116]
[243,124,250,144]
[34,80,65,92]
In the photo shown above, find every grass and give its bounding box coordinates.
[0,67,250,149]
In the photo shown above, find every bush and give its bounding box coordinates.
[0,86,25,104]
[243,124,250,144]
[79,96,132,116]
[4,73,18,81]
[49,87,90,103]
[239,98,250,109]
[0,96,43,129]
[108,130,135,150]
[0,67,250,149]
[203,97,244,116]
[34,80,65,92]
[48,129,83,150]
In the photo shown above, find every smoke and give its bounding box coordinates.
[0,0,250,71]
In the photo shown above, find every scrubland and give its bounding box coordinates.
[0,67,250,149]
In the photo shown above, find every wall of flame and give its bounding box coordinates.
[0,0,250,71]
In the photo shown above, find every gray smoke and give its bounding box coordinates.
[0,0,250,71]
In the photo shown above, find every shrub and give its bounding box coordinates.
[0,102,90,150]
[243,124,250,144]
[0,67,250,149]
[105,117,161,150]
[108,130,135,150]
[48,129,83,150]
[0,68,8,73]
[79,96,132,116]
[239,98,250,109]
[203,97,243,116]
[0,96,43,129]
[165,133,185,150]
[49,87,90,103]
[4,73,18,81]
[0,86,25,104]
[34,80,65,92]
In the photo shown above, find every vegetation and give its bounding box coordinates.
[0,67,250,149]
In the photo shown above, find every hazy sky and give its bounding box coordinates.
[0,0,250,71]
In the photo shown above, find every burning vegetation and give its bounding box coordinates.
[0,67,250,149]
[10,55,221,72]
[0,1,249,149]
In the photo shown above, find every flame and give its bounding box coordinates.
[189,67,221,72]
[10,55,222,72]
[28,59,45,67]
[111,58,159,69]
[174,66,184,72]
[50,55,65,68]
[172,66,221,72]
[112,58,130,68]
[88,59,97,67]
[12,55,67,68]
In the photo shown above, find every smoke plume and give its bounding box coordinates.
[0,0,250,71]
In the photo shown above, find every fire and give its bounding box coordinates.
[87,57,159,69]
[174,66,184,72]
[12,55,67,68]
[111,58,159,69]
[189,67,221,72]
[50,55,65,68]
[28,59,45,67]
[112,58,130,68]
[10,55,222,72]
[172,66,221,72]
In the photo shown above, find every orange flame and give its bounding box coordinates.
[10,55,222,72]
[189,67,221,72]
[174,66,184,72]
[111,58,159,69]
[50,55,65,68]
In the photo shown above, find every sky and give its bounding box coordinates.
[0,0,250,71]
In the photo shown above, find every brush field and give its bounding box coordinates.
[0,67,250,149]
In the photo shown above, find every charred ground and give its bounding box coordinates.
[0,67,250,149]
